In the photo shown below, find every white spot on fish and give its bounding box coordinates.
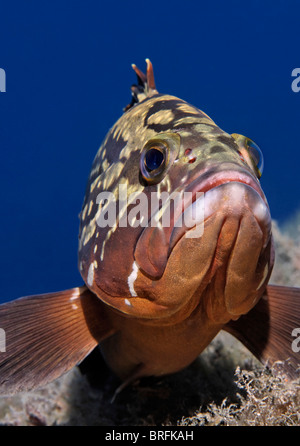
[128,261,138,297]
[70,288,80,309]
[87,263,95,286]
[70,289,80,301]
[180,175,188,184]
[124,298,132,306]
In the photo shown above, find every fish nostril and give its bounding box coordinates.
[184,148,196,164]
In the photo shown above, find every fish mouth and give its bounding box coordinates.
[134,164,272,279]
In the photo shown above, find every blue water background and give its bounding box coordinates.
[0,0,299,303]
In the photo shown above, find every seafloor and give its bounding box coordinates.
[0,219,299,426]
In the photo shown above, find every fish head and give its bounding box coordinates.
[78,61,274,324]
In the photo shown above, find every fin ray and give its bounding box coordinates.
[124,59,158,111]
[224,285,300,379]
[0,286,114,394]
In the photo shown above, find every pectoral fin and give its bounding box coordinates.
[0,286,114,395]
[224,285,300,379]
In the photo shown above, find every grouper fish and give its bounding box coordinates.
[0,59,299,396]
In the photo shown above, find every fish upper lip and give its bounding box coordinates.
[184,164,267,204]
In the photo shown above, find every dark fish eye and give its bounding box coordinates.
[140,142,168,184]
[247,139,264,178]
[144,147,165,172]
[140,133,181,185]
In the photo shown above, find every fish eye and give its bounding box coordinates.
[140,133,181,185]
[144,147,165,172]
[247,139,264,178]
[140,142,168,184]
[231,133,264,179]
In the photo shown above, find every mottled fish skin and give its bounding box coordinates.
[78,60,273,324]
[79,94,225,292]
